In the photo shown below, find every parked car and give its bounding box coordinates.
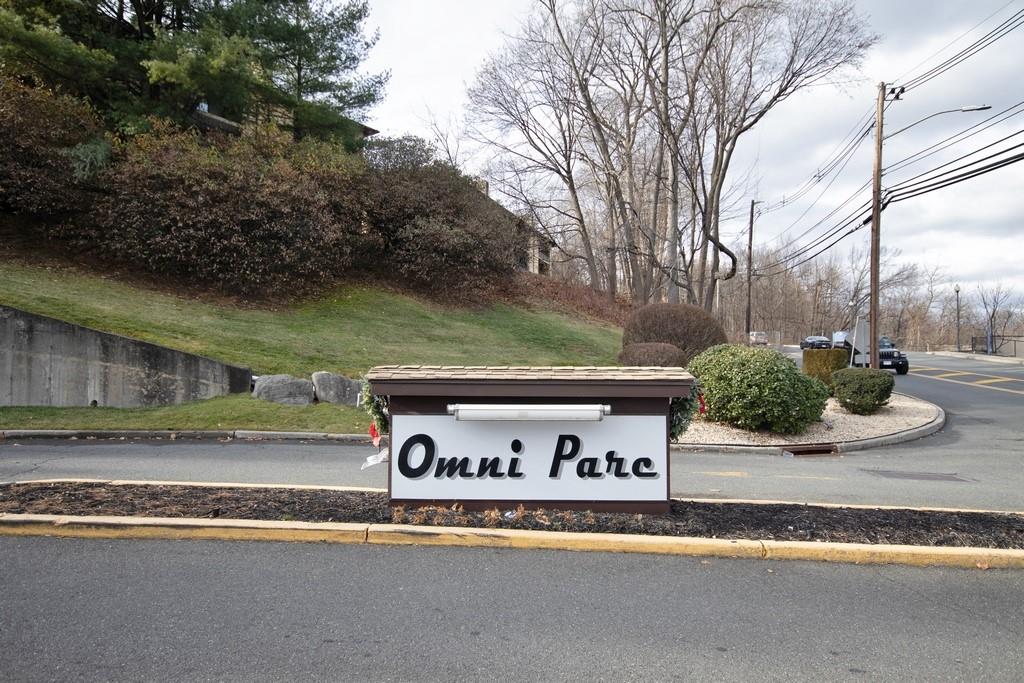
[749,331,769,346]
[800,335,832,350]
[832,331,909,374]
[878,338,910,375]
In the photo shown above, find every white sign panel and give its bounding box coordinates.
[390,414,667,502]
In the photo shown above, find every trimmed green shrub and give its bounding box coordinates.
[802,348,850,389]
[621,303,727,366]
[831,368,894,415]
[669,388,700,439]
[618,342,688,367]
[689,344,829,434]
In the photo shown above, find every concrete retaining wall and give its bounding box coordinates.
[1,306,251,407]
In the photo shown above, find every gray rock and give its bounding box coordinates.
[252,374,315,405]
[311,371,361,406]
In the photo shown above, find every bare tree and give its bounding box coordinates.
[468,0,874,311]
[978,283,1020,352]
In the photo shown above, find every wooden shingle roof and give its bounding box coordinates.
[365,365,692,382]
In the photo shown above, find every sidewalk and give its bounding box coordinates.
[925,350,1024,366]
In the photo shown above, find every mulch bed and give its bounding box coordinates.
[2,482,1023,549]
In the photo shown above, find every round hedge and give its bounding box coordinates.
[622,303,727,367]
[618,342,688,367]
[689,344,829,434]
[831,368,894,415]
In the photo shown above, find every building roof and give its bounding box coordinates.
[366,365,692,382]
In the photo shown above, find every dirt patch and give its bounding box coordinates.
[3,483,1022,549]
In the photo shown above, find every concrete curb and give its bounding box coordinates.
[1,512,1020,569]
[926,350,1024,366]
[0,429,377,444]
[672,393,945,456]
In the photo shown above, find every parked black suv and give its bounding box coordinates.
[877,337,910,375]
[832,332,909,374]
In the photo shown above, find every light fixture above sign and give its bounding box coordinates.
[446,403,611,421]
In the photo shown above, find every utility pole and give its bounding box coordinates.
[745,199,756,337]
[869,81,886,370]
[955,283,961,352]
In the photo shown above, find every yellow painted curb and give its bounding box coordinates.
[761,540,1024,569]
[366,524,766,558]
[0,514,369,544]
[10,478,387,493]
[2,513,1023,568]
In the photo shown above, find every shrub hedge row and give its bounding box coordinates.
[802,348,850,390]
[621,302,727,367]
[1,80,524,298]
[617,342,689,367]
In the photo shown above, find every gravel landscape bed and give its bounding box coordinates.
[677,393,939,446]
[2,482,1021,549]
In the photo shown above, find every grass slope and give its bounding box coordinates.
[0,394,368,432]
[0,262,621,431]
[0,262,621,376]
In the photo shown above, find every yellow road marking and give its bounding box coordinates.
[907,372,1024,396]
[915,367,1023,381]
[974,377,1015,385]
[934,371,972,378]
[693,471,751,478]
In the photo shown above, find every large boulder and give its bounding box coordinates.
[252,374,315,405]
[311,371,361,405]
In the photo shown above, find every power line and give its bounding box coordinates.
[763,100,898,254]
[754,212,872,277]
[757,109,874,215]
[888,128,1024,191]
[757,133,1024,275]
[884,98,1024,175]
[889,151,1024,203]
[751,6,1024,275]
[759,197,871,268]
[892,0,1018,83]
[899,9,1024,92]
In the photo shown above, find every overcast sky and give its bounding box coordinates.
[361,0,1024,295]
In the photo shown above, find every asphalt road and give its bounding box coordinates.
[3,536,1023,682]
[673,351,1024,510]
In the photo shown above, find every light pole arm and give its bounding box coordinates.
[885,106,991,139]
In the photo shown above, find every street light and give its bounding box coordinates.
[884,105,992,140]
[868,87,990,370]
[955,284,961,352]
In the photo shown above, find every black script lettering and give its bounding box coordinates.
[511,439,523,454]
[549,434,581,477]
[631,457,657,478]
[476,457,506,479]
[576,457,604,479]
[435,457,475,479]
[508,457,525,479]
[604,451,628,478]
[397,434,435,478]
